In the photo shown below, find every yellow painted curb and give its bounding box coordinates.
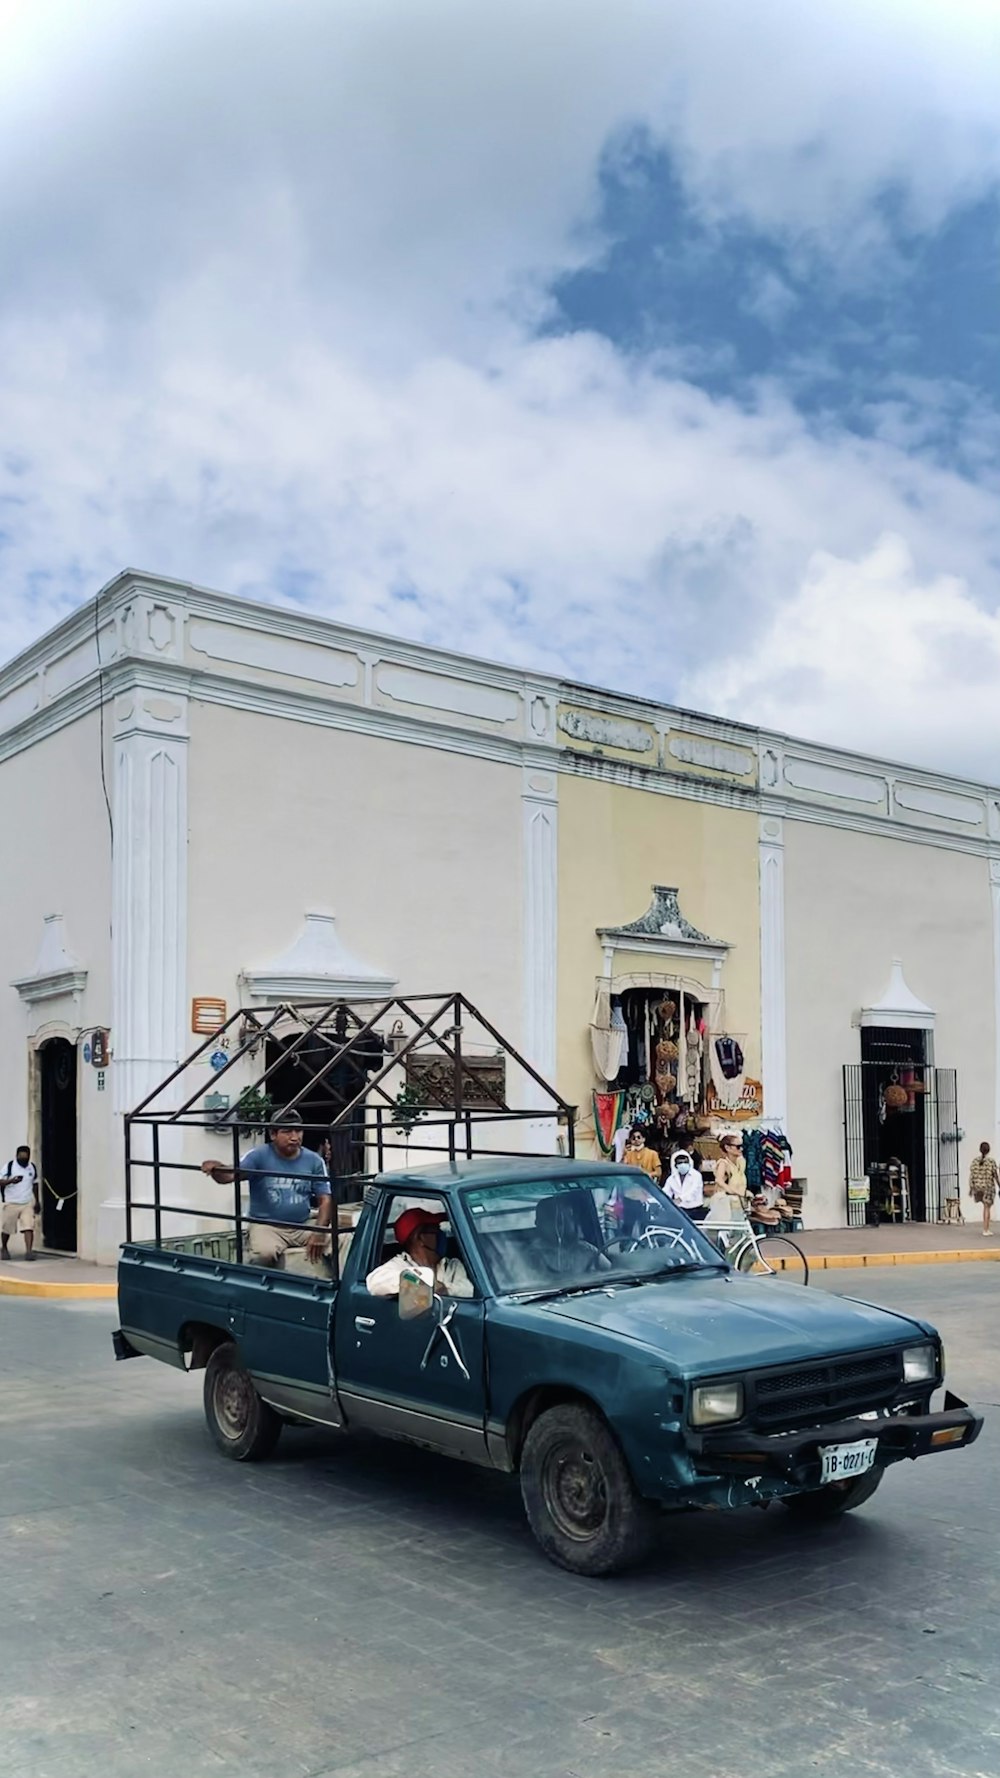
[806,1249,1000,1270]
[0,1277,117,1299]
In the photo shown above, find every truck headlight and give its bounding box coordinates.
[902,1343,937,1384]
[691,1381,744,1427]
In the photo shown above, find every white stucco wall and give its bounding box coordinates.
[0,712,114,1258]
[784,820,994,1227]
[184,701,525,1167]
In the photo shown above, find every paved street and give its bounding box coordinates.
[1,1266,998,1778]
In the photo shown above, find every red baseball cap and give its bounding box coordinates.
[394,1207,445,1249]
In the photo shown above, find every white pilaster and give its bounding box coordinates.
[98,689,190,1261]
[990,858,1000,1135]
[759,815,787,1124]
[521,766,558,1144]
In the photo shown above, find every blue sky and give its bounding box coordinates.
[556,133,1000,438]
[0,0,998,775]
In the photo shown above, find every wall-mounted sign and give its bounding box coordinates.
[209,1050,229,1073]
[90,1030,110,1069]
[707,1077,764,1121]
[193,997,227,1035]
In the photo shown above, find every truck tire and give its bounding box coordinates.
[203,1341,282,1461]
[519,1403,655,1577]
[782,1465,884,1519]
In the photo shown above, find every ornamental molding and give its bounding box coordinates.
[667,733,755,777]
[558,709,654,753]
[240,912,398,1003]
[4,572,1000,865]
[598,887,729,984]
[11,914,88,1009]
[857,959,936,1031]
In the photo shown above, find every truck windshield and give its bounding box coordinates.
[462,1174,725,1295]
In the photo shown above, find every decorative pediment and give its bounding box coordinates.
[11,914,88,1008]
[858,958,935,1031]
[240,912,397,1002]
[598,886,728,959]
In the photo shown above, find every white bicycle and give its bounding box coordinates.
[610,1218,809,1284]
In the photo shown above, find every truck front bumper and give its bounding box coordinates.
[687,1391,982,1487]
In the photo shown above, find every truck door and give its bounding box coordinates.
[334,1191,489,1463]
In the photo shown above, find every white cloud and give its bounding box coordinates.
[685,535,1000,777]
[657,0,1000,249]
[0,0,998,776]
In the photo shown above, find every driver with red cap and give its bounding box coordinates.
[366,1206,474,1299]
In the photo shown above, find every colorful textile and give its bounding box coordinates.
[592,1091,626,1156]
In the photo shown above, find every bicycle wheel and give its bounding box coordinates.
[737,1234,809,1284]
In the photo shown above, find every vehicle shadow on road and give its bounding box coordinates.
[253,1418,904,1592]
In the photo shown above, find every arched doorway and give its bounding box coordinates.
[39,1037,78,1252]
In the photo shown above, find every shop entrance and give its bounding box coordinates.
[39,1037,78,1252]
[843,1027,958,1225]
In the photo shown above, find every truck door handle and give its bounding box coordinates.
[354,1316,376,1330]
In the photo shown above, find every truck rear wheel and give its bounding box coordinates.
[519,1403,655,1577]
[203,1341,282,1461]
[782,1466,884,1519]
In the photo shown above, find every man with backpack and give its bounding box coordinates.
[1,1145,40,1261]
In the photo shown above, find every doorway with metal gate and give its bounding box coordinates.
[843,1027,958,1226]
[39,1037,78,1252]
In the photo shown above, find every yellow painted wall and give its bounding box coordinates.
[556,774,761,1145]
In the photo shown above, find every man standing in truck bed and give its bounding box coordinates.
[201,1116,331,1267]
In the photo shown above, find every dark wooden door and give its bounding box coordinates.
[40,1038,78,1252]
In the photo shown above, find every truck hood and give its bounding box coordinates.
[536,1272,926,1375]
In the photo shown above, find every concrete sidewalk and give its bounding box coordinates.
[0,1254,117,1298]
[796,1220,1000,1269]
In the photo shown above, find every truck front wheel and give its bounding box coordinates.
[519,1403,655,1577]
[203,1342,282,1461]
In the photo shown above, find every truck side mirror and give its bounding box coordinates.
[398,1270,435,1320]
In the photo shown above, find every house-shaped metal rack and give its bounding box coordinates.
[125,992,577,1263]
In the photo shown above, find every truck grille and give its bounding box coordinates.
[748,1348,903,1431]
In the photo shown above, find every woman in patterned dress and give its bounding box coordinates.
[968,1141,999,1237]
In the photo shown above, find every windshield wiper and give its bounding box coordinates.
[642,1261,727,1280]
[507,1278,620,1305]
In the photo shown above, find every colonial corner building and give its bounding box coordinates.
[0,571,994,1262]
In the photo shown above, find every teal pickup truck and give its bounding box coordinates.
[115,1157,981,1576]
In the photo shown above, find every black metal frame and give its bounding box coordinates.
[124,992,577,1276]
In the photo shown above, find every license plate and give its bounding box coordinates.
[819,1438,878,1483]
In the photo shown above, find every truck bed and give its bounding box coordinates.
[118,1244,341,1426]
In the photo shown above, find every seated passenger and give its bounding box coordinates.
[366,1209,474,1299]
[524,1196,612,1279]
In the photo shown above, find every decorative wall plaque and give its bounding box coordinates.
[405,1053,507,1109]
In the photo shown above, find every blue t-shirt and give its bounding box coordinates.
[240,1144,330,1225]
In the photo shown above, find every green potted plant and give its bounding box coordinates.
[233,1085,274,1138]
[393,1082,426,1139]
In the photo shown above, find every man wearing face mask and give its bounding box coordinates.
[366,1208,474,1298]
[663,1149,708,1222]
